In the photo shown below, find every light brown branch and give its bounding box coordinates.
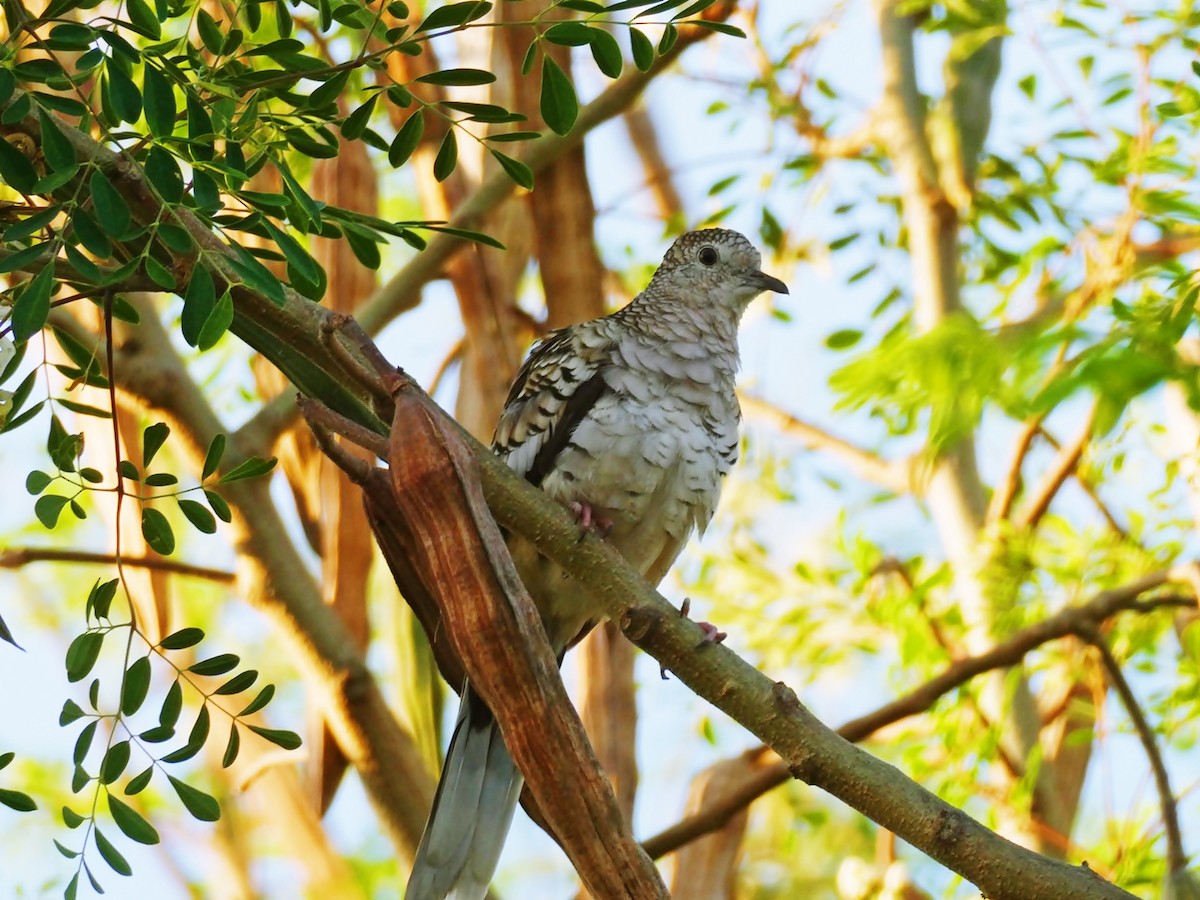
[1012,402,1098,531]
[987,415,1044,524]
[0,546,234,583]
[740,394,918,494]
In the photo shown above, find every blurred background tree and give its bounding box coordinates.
[1,0,1199,897]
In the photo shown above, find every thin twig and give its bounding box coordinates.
[1084,629,1188,875]
[0,546,235,583]
[740,394,918,494]
[1013,401,1098,530]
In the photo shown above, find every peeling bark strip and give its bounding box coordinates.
[378,370,666,899]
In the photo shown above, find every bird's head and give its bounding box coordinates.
[650,228,789,315]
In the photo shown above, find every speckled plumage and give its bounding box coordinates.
[406,229,788,900]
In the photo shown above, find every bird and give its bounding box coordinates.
[405,228,789,899]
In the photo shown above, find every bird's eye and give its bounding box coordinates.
[698,246,719,266]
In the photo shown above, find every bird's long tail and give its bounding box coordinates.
[405,684,524,900]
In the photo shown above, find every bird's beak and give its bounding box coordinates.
[745,269,789,295]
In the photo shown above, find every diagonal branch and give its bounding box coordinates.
[740,394,919,494]
[1084,630,1188,877]
[306,316,1142,900]
[641,573,1197,859]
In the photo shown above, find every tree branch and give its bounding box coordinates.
[0,546,234,583]
[1085,630,1188,876]
[740,394,919,494]
[641,573,1197,860]
[1012,401,1097,531]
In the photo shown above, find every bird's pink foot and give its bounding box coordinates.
[661,599,728,679]
[569,501,613,538]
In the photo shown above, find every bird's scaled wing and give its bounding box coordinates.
[491,324,613,487]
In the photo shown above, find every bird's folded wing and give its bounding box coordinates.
[491,324,615,487]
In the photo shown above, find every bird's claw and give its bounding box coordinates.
[661,598,728,679]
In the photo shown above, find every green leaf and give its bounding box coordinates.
[124,767,153,795]
[144,473,178,487]
[160,628,204,651]
[658,22,678,54]
[201,434,225,480]
[432,129,458,182]
[38,110,76,174]
[168,776,220,822]
[196,10,223,53]
[544,21,593,45]
[12,264,54,342]
[689,19,744,37]
[62,805,84,828]
[417,67,496,86]
[103,62,142,125]
[121,657,151,716]
[108,794,159,845]
[60,700,86,725]
[100,741,131,784]
[142,422,169,467]
[489,148,533,191]
[73,721,97,764]
[0,751,11,770]
[48,414,82,471]
[159,680,184,731]
[0,789,36,812]
[89,170,132,237]
[214,670,257,696]
[0,612,20,650]
[539,56,577,136]
[389,110,425,168]
[124,0,161,38]
[588,29,623,78]
[88,578,118,619]
[35,494,69,529]
[238,683,275,716]
[177,498,217,534]
[141,507,176,555]
[66,632,104,683]
[416,0,493,32]
[629,27,655,71]
[26,470,52,495]
[217,456,277,483]
[197,290,234,352]
[222,725,240,768]
[0,135,38,193]
[248,725,302,750]
[181,266,216,348]
[94,826,132,876]
[142,64,175,137]
[54,839,79,858]
[189,654,239,677]
[341,94,378,141]
[205,489,232,523]
[825,329,864,350]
